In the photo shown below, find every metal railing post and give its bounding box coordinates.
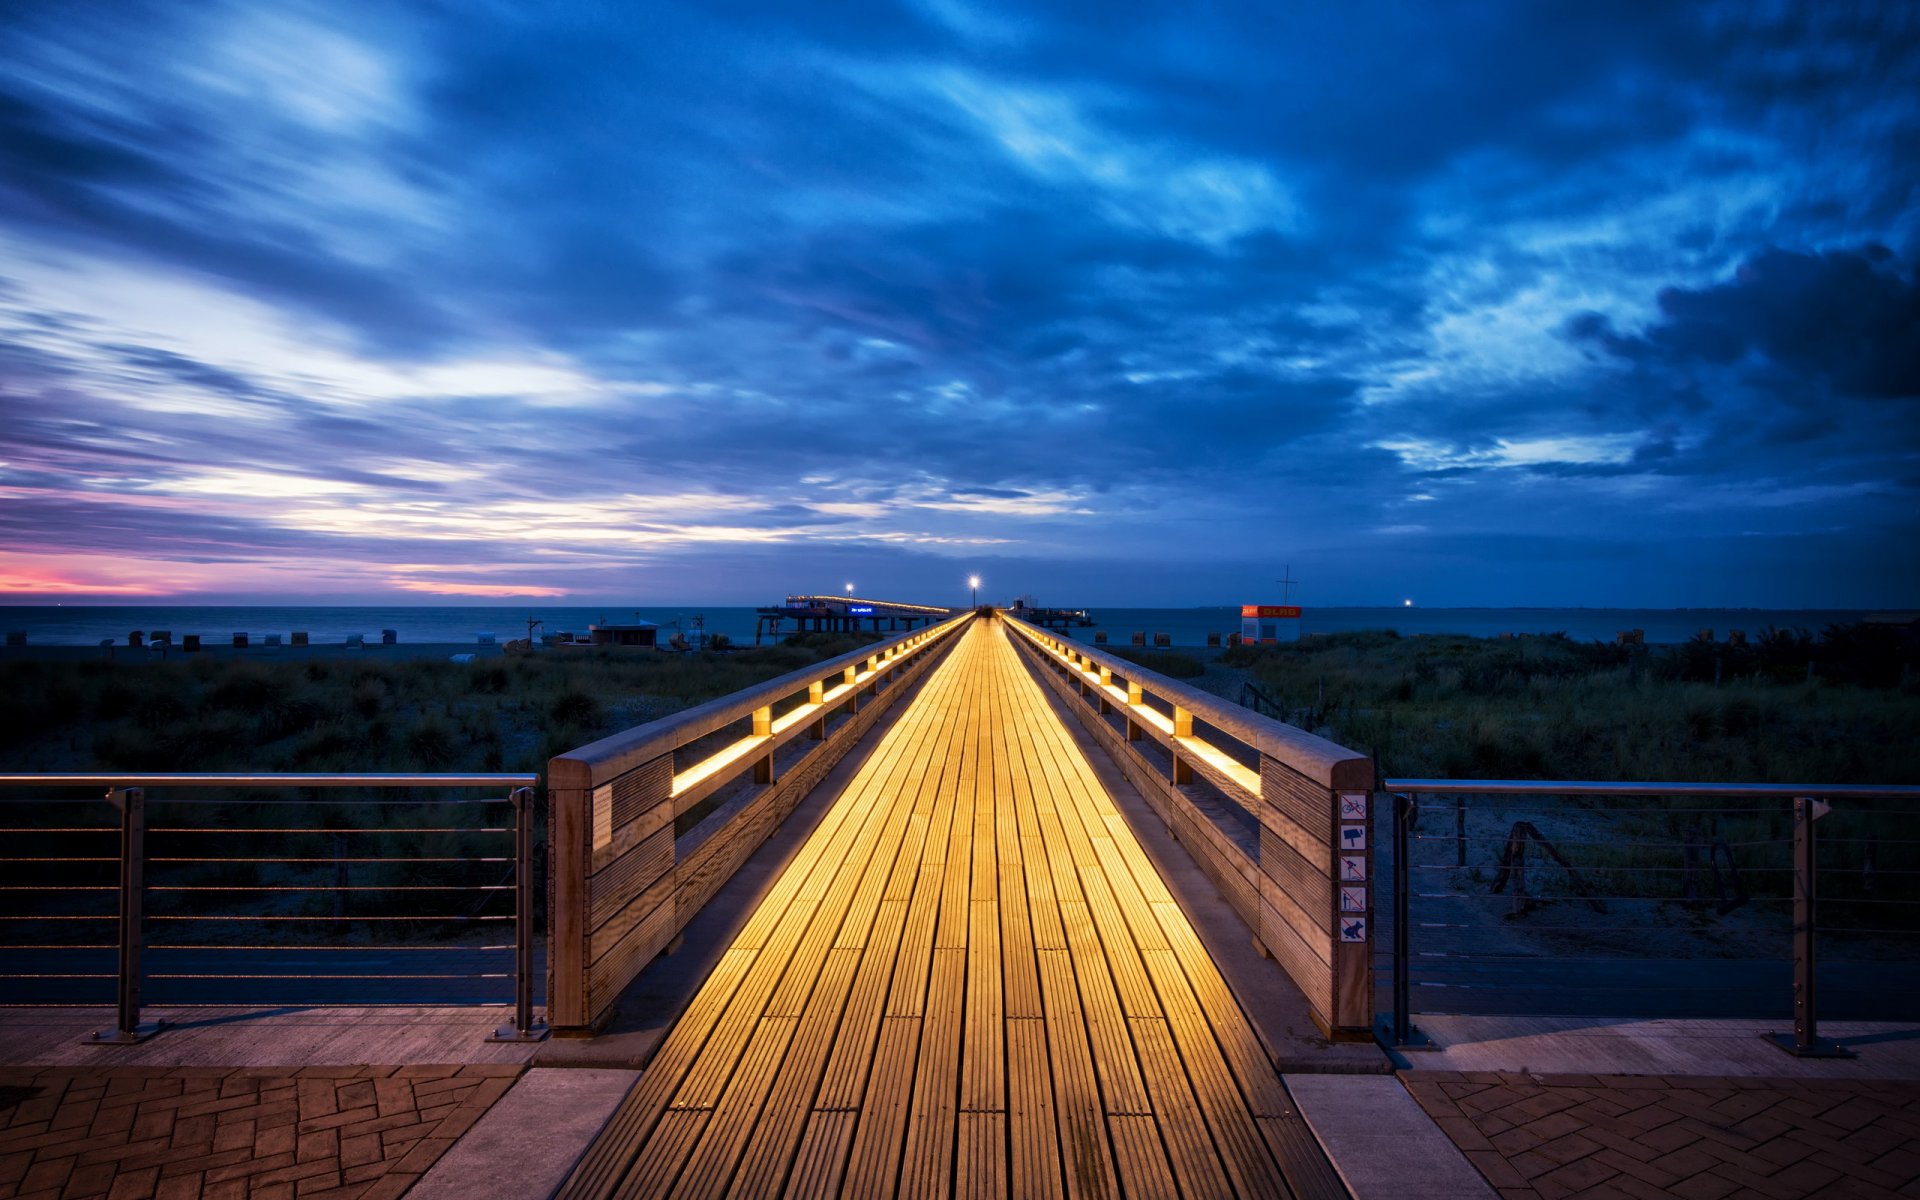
[1376,791,1434,1051]
[1395,792,1411,1043]
[89,787,162,1044]
[1768,795,1852,1058]
[491,786,550,1042]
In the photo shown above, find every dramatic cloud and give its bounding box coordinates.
[0,0,1916,606]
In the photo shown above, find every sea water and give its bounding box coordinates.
[0,604,1879,648]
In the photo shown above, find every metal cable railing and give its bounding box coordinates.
[1376,779,1920,1060]
[0,773,544,1045]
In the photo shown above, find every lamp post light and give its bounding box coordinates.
[969,575,980,609]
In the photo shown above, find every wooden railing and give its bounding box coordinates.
[1002,614,1377,1040]
[545,613,974,1034]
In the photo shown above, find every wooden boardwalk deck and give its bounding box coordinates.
[561,619,1341,1199]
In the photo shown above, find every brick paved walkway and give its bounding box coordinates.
[0,1064,522,1200]
[1404,1069,1920,1200]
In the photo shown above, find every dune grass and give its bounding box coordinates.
[0,632,884,777]
[1221,625,1920,784]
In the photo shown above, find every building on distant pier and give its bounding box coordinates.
[1007,597,1094,629]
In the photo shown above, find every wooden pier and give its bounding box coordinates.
[756,595,957,643]
[560,620,1338,1199]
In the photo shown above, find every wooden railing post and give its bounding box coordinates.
[1254,746,1377,1041]
[546,761,592,1035]
[1125,681,1144,741]
[753,706,775,784]
[1171,706,1194,785]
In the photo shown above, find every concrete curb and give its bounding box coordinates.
[407,1067,639,1200]
[1285,1074,1497,1200]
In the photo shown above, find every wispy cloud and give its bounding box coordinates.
[0,0,1914,605]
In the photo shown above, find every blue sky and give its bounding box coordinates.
[0,1,1915,607]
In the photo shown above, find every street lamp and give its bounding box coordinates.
[969,575,980,608]
[845,582,855,596]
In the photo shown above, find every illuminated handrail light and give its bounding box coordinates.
[1011,616,1264,800]
[666,616,963,801]
[671,734,774,797]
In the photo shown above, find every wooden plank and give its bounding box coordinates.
[1088,837,1171,950]
[587,882,677,1017]
[1075,870,1162,1019]
[999,829,1044,1020]
[933,709,976,948]
[1021,833,1067,950]
[897,946,965,1198]
[1034,948,1120,1200]
[1128,1016,1235,1200]
[1140,951,1286,1200]
[839,1016,921,1200]
[1150,904,1291,1117]
[723,949,860,1198]
[1261,756,1335,858]
[609,1108,708,1199]
[1037,807,1087,908]
[667,1016,799,1200]
[1106,1113,1180,1200]
[1007,1016,1063,1200]
[1260,823,1333,934]
[885,812,930,900]
[957,1111,1008,1200]
[960,899,1004,1113]
[588,824,673,928]
[781,1110,855,1200]
[1259,894,1336,1013]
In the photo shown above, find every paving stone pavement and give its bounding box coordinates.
[1403,1069,1920,1200]
[0,1064,523,1200]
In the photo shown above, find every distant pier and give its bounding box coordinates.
[1008,600,1094,629]
[754,594,956,643]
